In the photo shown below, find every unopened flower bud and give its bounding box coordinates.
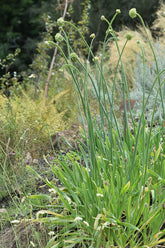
[129,8,137,19]
[101,15,106,21]
[55,33,64,42]
[70,52,79,62]
[90,33,95,39]
[92,56,99,62]
[116,9,121,14]
[57,17,64,26]
[126,33,133,40]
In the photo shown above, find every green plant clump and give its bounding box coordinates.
[3,7,165,248]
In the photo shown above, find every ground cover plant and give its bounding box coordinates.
[0,5,165,248]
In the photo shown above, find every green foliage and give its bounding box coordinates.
[23,8,165,247]
[1,4,165,247]
[0,0,60,75]
[68,0,90,55]
[0,48,21,96]
[0,89,71,158]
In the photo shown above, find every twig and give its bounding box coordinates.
[43,0,69,104]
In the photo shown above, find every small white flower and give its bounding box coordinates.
[29,74,36,79]
[30,241,36,247]
[48,231,55,236]
[14,71,17,78]
[10,220,20,224]
[96,193,104,197]
[59,68,64,73]
[65,196,72,204]
[83,221,89,227]
[74,216,83,222]
[48,188,56,194]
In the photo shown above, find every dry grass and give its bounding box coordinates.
[107,26,154,88]
[105,3,165,89]
[152,2,165,45]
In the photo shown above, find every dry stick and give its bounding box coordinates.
[43,0,69,104]
[119,99,136,139]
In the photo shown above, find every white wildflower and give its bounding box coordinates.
[48,231,55,236]
[30,241,36,247]
[29,74,36,78]
[64,195,71,204]
[74,216,83,222]
[10,220,20,224]
[83,221,89,227]
[48,188,56,194]
[96,193,104,197]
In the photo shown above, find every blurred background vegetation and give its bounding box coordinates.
[0,0,162,77]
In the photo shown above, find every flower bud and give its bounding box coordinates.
[55,33,64,42]
[116,9,121,14]
[101,15,106,21]
[126,33,133,41]
[70,52,79,62]
[129,8,137,19]
[57,17,64,26]
[106,28,112,35]
[90,33,95,39]
[92,56,99,62]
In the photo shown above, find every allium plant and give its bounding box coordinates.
[27,8,165,248]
